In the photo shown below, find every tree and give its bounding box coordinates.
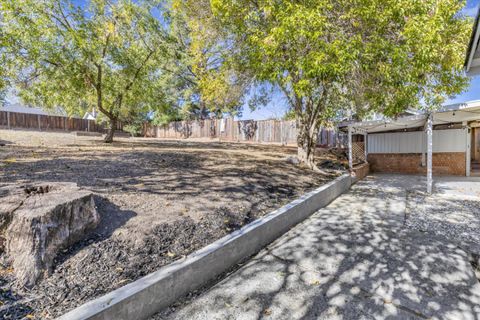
[211,0,471,169]
[0,0,173,142]
[0,19,10,106]
[161,0,253,120]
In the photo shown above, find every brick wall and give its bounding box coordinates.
[368,153,466,176]
[352,163,370,182]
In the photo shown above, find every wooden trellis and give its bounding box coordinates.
[352,141,366,164]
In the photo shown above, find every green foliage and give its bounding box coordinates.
[211,0,471,165]
[151,108,182,126]
[0,0,472,151]
[343,0,472,118]
[0,0,173,141]
[0,20,9,106]
[123,115,148,137]
[283,109,296,121]
[163,0,254,120]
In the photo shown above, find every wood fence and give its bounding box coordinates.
[143,118,346,148]
[0,110,345,147]
[0,110,122,133]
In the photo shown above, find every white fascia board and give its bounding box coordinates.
[466,19,480,73]
[351,114,427,133]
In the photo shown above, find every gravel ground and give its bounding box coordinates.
[0,129,345,319]
[406,189,480,254]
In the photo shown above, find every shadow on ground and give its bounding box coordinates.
[0,139,12,146]
[0,145,336,229]
[0,197,136,320]
[156,175,480,320]
[0,136,343,319]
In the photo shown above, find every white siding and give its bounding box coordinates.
[432,129,466,152]
[368,129,466,154]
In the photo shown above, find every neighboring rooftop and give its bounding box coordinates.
[1,103,67,116]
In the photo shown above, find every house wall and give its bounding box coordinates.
[367,129,466,154]
[366,129,467,176]
[368,153,466,176]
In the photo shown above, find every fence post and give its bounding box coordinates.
[38,114,41,130]
[281,121,284,146]
[7,111,10,129]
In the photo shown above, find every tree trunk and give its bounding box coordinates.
[297,118,319,170]
[104,118,117,143]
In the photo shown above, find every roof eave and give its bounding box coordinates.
[465,6,480,72]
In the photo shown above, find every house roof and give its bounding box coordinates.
[1,103,68,117]
[2,103,52,115]
[349,100,480,133]
[465,6,480,76]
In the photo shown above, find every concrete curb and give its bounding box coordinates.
[57,174,352,320]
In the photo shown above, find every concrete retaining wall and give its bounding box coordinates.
[57,174,352,320]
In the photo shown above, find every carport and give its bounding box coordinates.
[347,100,480,193]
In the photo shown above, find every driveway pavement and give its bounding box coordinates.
[156,175,480,320]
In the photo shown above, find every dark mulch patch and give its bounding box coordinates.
[0,131,344,319]
[0,207,254,319]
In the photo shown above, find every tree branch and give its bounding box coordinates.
[94,63,113,119]
[125,50,155,92]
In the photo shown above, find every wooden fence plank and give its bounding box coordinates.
[0,110,111,133]
[141,118,346,148]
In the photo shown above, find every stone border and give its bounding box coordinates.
[57,174,352,320]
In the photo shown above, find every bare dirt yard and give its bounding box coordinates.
[0,129,345,319]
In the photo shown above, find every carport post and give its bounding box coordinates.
[348,126,353,171]
[465,122,471,177]
[426,114,433,194]
[364,132,368,162]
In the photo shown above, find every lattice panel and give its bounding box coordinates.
[352,142,366,163]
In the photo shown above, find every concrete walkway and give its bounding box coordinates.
[156,175,480,320]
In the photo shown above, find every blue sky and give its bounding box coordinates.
[444,0,480,105]
[242,0,480,120]
[6,0,480,120]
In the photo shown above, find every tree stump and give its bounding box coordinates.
[0,183,99,288]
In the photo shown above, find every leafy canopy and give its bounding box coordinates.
[0,0,172,126]
[211,0,471,119]
[211,0,471,165]
[157,0,254,120]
